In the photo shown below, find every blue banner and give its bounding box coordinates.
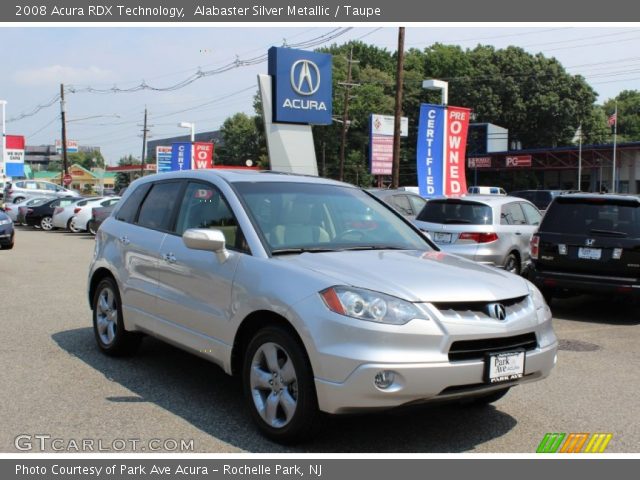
[5,162,24,178]
[416,104,445,197]
[170,142,192,171]
[268,47,332,125]
[156,147,173,173]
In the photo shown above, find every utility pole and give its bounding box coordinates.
[60,83,69,186]
[140,107,149,177]
[392,27,405,189]
[338,47,358,182]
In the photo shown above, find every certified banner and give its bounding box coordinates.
[171,142,192,171]
[416,104,445,197]
[193,142,214,169]
[444,106,470,197]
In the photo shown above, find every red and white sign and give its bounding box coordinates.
[55,139,79,153]
[63,174,73,186]
[370,136,394,175]
[4,135,26,177]
[505,155,532,167]
[468,157,492,168]
[444,106,470,197]
[192,142,214,170]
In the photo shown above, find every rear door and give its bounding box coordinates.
[537,197,640,277]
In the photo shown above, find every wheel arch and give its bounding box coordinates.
[230,310,312,378]
[88,267,117,309]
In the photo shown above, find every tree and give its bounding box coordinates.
[114,155,139,191]
[603,90,640,142]
[218,112,262,165]
[67,150,105,170]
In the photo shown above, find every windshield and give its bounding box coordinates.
[417,200,493,225]
[542,198,640,237]
[234,182,432,253]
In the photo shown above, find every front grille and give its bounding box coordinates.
[431,295,530,321]
[448,332,538,362]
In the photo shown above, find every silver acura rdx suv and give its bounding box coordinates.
[88,170,557,442]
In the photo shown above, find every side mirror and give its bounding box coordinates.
[183,228,229,263]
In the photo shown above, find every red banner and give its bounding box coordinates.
[192,142,214,170]
[444,107,470,197]
[505,155,532,167]
[6,135,25,150]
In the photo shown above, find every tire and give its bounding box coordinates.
[69,217,82,233]
[503,252,520,275]
[465,387,511,406]
[88,220,98,236]
[1,241,13,250]
[92,277,141,356]
[40,216,54,231]
[243,326,320,443]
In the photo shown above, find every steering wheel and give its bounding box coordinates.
[336,229,367,241]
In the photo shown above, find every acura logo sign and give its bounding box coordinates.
[487,303,507,320]
[290,59,321,96]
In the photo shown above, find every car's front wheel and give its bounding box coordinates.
[92,277,141,356]
[69,217,82,233]
[243,326,320,443]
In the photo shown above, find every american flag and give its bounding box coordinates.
[608,112,617,127]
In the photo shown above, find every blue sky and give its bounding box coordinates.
[2,26,640,165]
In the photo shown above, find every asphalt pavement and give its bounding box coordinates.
[1,227,638,453]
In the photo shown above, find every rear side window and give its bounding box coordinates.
[501,203,527,225]
[390,195,412,216]
[417,200,492,225]
[542,198,640,237]
[408,195,427,214]
[115,183,152,223]
[137,182,183,231]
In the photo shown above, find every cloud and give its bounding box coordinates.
[13,65,116,86]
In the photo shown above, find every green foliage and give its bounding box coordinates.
[218,112,264,165]
[67,149,105,170]
[603,90,640,142]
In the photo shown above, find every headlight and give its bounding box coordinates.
[0,219,11,226]
[320,286,429,325]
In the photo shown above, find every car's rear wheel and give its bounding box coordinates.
[69,217,82,233]
[243,326,320,443]
[88,220,98,236]
[92,277,141,356]
[503,253,520,275]
[40,216,53,231]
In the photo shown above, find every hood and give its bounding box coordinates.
[276,249,529,303]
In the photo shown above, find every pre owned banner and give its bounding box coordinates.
[193,142,214,169]
[416,104,470,197]
[171,142,192,171]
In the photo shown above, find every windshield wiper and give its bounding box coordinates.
[337,245,409,251]
[271,247,338,255]
[589,228,628,237]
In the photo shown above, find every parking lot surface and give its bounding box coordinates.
[1,227,638,453]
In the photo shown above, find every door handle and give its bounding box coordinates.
[162,253,176,264]
[119,235,130,245]
[515,232,522,235]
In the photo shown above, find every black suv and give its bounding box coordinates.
[509,190,565,211]
[529,193,640,301]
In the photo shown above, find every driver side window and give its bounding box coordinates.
[175,182,249,253]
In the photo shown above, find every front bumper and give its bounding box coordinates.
[0,229,14,245]
[315,342,557,413]
[291,293,557,414]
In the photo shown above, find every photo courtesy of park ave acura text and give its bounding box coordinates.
[0,16,639,455]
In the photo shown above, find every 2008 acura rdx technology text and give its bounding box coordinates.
[88,170,557,442]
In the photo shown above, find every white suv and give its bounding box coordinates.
[7,180,80,204]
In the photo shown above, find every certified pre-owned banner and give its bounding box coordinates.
[417,104,470,197]
[170,142,192,171]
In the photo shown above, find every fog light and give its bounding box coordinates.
[558,244,567,255]
[374,370,396,389]
[612,248,623,260]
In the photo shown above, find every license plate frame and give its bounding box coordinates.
[578,247,602,260]
[484,349,526,384]
[433,232,452,244]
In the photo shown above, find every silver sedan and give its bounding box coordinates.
[88,171,557,442]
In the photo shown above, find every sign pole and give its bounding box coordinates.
[1,100,6,177]
[60,84,69,186]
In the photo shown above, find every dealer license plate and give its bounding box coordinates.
[433,232,452,244]
[578,247,602,260]
[485,350,525,384]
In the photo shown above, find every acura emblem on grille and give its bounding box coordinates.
[487,303,507,320]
